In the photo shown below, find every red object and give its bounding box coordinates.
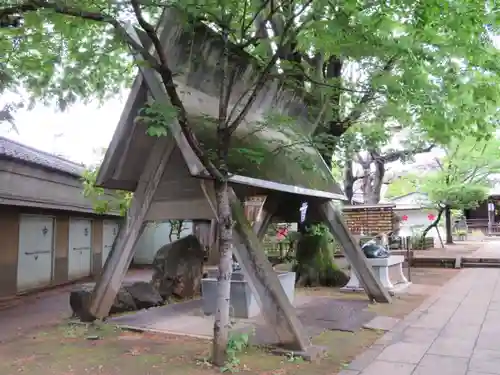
[428,213,436,221]
[276,227,288,240]
[401,215,408,221]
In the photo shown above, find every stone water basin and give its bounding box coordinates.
[201,271,295,319]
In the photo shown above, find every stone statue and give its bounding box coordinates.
[361,240,390,259]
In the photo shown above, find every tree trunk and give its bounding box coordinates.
[372,156,385,203]
[421,207,444,244]
[343,161,355,204]
[445,205,453,244]
[212,180,233,366]
[360,151,385,204]
[294,222,348,287]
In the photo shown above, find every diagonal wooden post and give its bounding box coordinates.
[89,137,175,318]
[317,201,391,303]
[228,190,313,353]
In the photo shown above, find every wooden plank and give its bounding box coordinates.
[318,201,391,303]
[122,23,207,177]
[253,198,277,240]
[88,137,176,318]
[96,9,170,187]
[228,189,311,351]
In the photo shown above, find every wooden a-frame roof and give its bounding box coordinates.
[96,9,345,203]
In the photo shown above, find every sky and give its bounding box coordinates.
[0,95,126,167]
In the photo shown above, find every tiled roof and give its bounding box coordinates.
[0,136,85,177]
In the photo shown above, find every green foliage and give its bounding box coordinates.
[82,166,132,216]
[424,180,488,210]
[136,102,178,137]
[411,137,500,210]
[385,173,420,198]
[221,332,250,373]
[1,0,135,110]
[2,0,499,144]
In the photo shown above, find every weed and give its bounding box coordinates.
[285,352,304,363]
[220,332,250,373]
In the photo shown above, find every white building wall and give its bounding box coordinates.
[133,220,193,265]
[395,208,443,239]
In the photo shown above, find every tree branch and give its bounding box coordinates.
[340,56,398,129]
[381,144,435,163]
[0,0,162,70]
[226,0,314,134]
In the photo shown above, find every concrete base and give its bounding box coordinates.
[201,271,295,318]
[341,255,411,293]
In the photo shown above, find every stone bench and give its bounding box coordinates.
[341,255,410,293]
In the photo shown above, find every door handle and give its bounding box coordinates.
[24,251,51,255]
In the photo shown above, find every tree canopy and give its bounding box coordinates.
[423,137,500,210]
[2,0,499,145]
[386,137,500,210]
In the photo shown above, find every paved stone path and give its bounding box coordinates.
[341,268,500,375]
[469,240,500,259]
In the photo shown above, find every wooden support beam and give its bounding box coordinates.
[318,201,392,303]
[253,198,278,240]
[228,189,312,351]
[89,137,175,318]
[122,23,206,177]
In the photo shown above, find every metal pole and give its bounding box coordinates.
[406,237,412,282]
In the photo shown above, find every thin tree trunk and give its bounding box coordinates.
[212,22,233,367]
[212,180,233,366]
[344,161,355,204]
[445,205,453,244]
[372,155,385,203]
[422,207,444,241]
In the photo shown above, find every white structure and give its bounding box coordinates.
[388,192,442,241]
[133,220,193,265]
[341,255,410,293]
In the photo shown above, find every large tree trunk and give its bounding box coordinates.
[360,151,385,204]
[294,222,348,287]
[445,205,453,244]
[212,180,233,366]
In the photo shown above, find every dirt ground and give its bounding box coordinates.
[0,268,459,375]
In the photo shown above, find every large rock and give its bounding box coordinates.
[124,281,163,309]
[70,282,162,321]
[109,288,137,314]
[151,234,205,301]
[69,289,96,322]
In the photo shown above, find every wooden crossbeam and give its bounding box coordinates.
[89,138,175,318]
[318,201,392,303]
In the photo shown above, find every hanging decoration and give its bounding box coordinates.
[276,226,289,240]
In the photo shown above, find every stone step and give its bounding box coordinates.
[461,258,500,268]
[461,262,500,268]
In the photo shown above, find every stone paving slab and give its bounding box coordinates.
[109,294,374,345]
[363,316,400,331]
[345,268,500,374]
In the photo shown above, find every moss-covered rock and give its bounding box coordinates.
[294,223,348,287]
